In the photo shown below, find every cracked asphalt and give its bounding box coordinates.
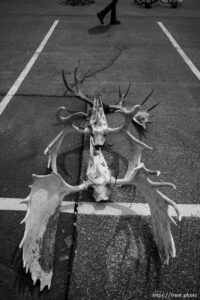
[0,0,200,299]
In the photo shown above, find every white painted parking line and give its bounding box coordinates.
[157,21,200,81]
[0,198,200,218]
[0,198,75,213]
[0,20,59,116]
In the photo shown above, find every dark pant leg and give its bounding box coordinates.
[111,0,118,21]
[100,0,118,18]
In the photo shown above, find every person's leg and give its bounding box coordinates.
[97,1,113,25]
[110,0,120,25]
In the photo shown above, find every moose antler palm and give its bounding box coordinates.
[19,65,180,291]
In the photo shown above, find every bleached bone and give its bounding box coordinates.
[116,163,181,264]
[62,63,111,113]
[19,172,90,291]
[114,88,159,132]
[124,130,153,178]
[55,108,87,126]
[62,64,156,121]
[62,63,158,135]
[117,82,131,107]
[73,97,123,146]
[87,136,115,201]
[44,130,67,173]
[115,88,158,129]
[45,111,87,172]
[115,105,141,131]
[134,102,159,129]
[62,65,94,107]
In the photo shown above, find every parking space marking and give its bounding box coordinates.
[0,20,59,116]
[158,21,200,81]
[1,198,200,218]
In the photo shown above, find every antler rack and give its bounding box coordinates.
[61,62,159,132]
[19,64,180,291]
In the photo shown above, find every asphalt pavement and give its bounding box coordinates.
[0,0,200,299]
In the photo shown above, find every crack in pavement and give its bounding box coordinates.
[0,45,127,105]
[80,44,127,83]
[65,102,88,300]
[62,44,127,94]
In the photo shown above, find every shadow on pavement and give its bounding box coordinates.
[106,214,162,289]
[88,25,110,35]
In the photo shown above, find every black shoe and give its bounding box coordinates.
[97,12,104,25]
[110,19,121,25]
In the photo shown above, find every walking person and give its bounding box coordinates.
[97,0,120,25]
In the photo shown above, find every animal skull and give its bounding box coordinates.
[87,137,115,201]
[73,97,123,146]
[19,66,181,290]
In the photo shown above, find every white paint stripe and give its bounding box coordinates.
[0,198,200,218]
[157,21,200,81]
[0,198,75,213]
[0,20,59,116]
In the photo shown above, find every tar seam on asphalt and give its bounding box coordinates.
[65,101,88,300]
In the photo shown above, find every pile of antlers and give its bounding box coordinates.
[19,64,181,291]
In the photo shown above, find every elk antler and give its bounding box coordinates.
[62,63,157,129]
[117,82,131,107]
[62,66,94,107]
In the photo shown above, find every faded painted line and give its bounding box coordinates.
[157,21,200,81]
[0,20,59,116]
[0,198,75,213]
[0,198,200,218]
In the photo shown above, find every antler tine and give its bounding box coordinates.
[62,70,74,94]
[123,82,131,100]
[73,60,80,92]
[72,124,90,134]
[140,89,154,106]
[56,107,87,126]
[80,69,90,85]
[118,85,122,105]
[147,102,159,112]
[118,82,131,107]
[62,66,94,107]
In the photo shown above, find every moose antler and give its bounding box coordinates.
[116,164,180,264]
[20,62,180,292]
[116,162,181,264]
[19,171,90,291]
